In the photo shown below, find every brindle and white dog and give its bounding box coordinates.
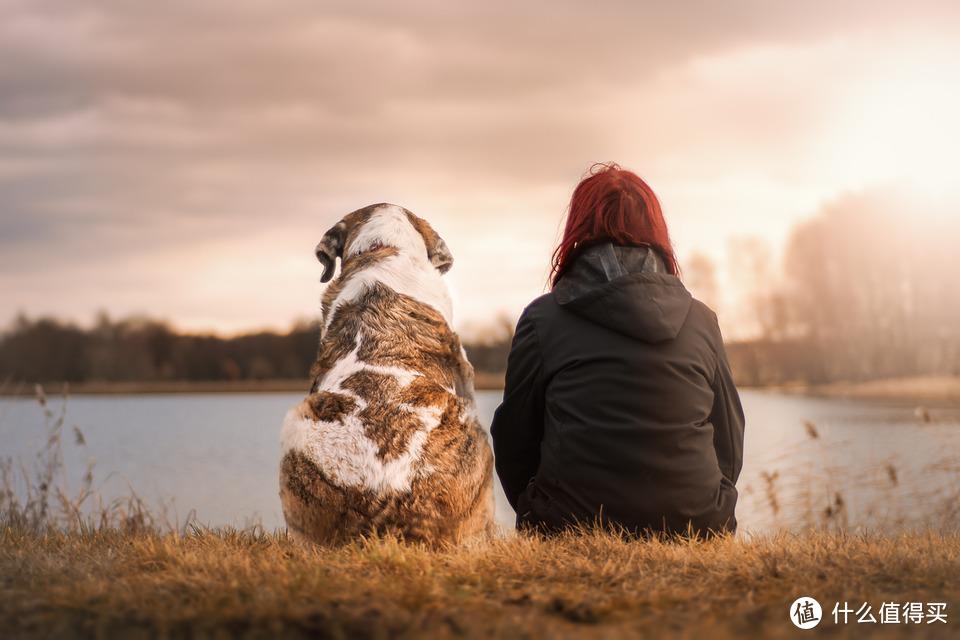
[279,203,494,546]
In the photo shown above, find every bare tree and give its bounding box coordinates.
[727,236,787,340]
[783,191,960,381]
[684,252,720,313]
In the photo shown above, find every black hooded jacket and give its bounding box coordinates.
[490,243,745,536]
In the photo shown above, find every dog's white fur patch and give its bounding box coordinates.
[323,205,453,330]
[280,338,445,493]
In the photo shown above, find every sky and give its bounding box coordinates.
[2,1,959,338]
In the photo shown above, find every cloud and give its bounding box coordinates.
[2,1,959,332]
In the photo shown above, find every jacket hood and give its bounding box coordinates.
[553,243,692,342]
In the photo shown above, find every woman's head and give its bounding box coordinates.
[550,163,679,287]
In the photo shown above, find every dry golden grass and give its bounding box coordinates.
[2,524,958,639]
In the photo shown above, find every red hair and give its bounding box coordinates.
[550,162,679,287]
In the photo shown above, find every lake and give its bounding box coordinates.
[1,390,958,533]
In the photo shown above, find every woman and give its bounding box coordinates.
[490,163,744,537]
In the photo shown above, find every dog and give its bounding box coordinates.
[279,203,495,546]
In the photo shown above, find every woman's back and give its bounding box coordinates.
[491,243,742,535]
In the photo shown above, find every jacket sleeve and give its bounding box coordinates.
[710,337,745,485]
[490,308,546,510]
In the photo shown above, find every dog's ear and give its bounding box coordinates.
[405,211,453,274]
[429,236,453,274]
[315,221,347,283]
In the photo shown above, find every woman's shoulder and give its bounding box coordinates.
[687,297,719,326]
[685,297,726,349]
[518,291,567,327]
[524,292,555,313]
[506,293,560,341]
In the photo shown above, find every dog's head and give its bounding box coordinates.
[314,203,453,283]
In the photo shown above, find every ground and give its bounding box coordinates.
[2,526,958,639]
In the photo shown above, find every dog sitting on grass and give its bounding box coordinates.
[279,203,494,546]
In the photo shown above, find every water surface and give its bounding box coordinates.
[1,390,958,533]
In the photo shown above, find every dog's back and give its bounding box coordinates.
[280,204,494,545]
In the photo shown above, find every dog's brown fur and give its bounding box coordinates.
[280,204,494,547]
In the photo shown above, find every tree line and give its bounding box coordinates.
[0,313,513,386]
[2,191,956,387]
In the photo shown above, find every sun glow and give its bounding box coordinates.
[825,47,960,207]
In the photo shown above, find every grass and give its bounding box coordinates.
[2,386,959,638]
[2,525,958,639]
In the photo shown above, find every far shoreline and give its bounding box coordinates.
[2,375,958,407]
[771,375,960,407]
[0,372,509,397]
